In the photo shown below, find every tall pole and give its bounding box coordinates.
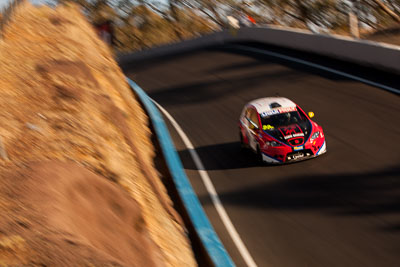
[349,0,360,38]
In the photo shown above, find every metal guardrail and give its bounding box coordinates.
[118,27,400,76]
[0,0,25,38]
[127,78,235,267]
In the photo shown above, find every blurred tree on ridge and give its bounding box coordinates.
[53,0,400,51]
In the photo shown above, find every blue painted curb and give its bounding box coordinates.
[127,78,235,267]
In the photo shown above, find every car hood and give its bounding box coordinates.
[264,121,312,146]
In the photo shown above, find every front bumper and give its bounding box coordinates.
[262,140,326,164]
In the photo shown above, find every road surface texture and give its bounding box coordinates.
[123,43,400,267]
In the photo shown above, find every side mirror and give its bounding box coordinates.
[249,123,259,130]
[308,111,315,118]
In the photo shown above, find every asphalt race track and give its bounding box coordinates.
[123,44,400,267]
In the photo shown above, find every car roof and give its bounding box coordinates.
[248,97,297,114]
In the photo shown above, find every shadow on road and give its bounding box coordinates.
[179,140,400,232]
[197,164,400,232]
[178,141,310,170]
[149,68,299,107]
[178,141,263,170]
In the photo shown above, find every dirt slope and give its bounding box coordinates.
[362,26,400,47]
[0,2,195,266]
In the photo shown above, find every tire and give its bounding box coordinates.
[256,146,264,164]
[239,131,246,150]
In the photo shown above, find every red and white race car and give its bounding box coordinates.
[239,97,326,164]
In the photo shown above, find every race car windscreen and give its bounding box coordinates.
[260,108,307,128]
[260,107,312,143]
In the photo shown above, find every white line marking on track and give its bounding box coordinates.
[152,100,258,267]
[232,45,400,95]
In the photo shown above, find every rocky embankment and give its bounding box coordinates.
[0,2,195,266]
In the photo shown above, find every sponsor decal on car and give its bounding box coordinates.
[263,124,274,130]
[260,106,297,117]
[284,133,305,139]
[279,125,305,141]
[292,152,305,160]
[293,146,303,151]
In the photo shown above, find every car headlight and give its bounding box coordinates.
[267,141,281,147]
[311,131,320,140]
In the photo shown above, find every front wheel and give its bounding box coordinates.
[256,146,264,164]
[239,131,247,150]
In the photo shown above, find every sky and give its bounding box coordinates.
[0,0,11,9]
[0,0,47,9]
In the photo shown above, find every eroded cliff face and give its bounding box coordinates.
[0,2,196,266]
